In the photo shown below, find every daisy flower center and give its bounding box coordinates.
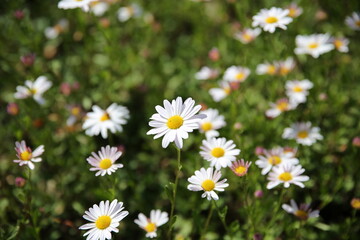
[95,215,111,230]
[224,87,231,95]
[167,115,184,129]
[20,151,32,161]
[211,147,225,158]
[277,102,289,111]
[297,130,309,139]
[201,179,215,191]
[308,43,318,49]
[201,122,213,131]
[144,222,156,233]
[278,172,293,182]
[288,8,297,17]
[243,33,252,41]
[267,65,276,74]
[71,107,80,116]
[334,40,343,49]
[294,210,308,220]
[235,72,245,81]
[30,88,37,95]
[268,155,281,165]
[292,86,303,92]
[235,166,247,175]
[356,21,360,27]
[99,158,112,169]
[100,113,110,122]
[351,199,360,209]
[280,67,290,75]
[265,16,278,23]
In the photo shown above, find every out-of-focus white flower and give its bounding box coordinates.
[44,19,69,39]
[286,3,303,18]
[256,62,277,75]
[198,108,226,139]
[282,122,323,146]
[252,7,293,33]
[195,66,219,80]
[223,66,251,83]
[134,210,168,238]
[58,0,97,12]
[14,140,44,170]
[294,34,334,58]
[282,199,320,220]
[209,81,231,102]
[90,1,109,16]
[117,4,142,22]
[86,145,124,176]
[345,12,360,31]
[266,98,297,118]
[275,57,296,76]
[285,79,313,104]
[14,76,52,105]
[331,37,349,53]
[234,28,261,44]
[267,164,309,189]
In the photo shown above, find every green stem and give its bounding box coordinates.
[201,202,214,240]
[267,188,286,232]
[27,168,40,240]
[213,200,229,234]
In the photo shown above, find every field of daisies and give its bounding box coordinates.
[1,0,360,239]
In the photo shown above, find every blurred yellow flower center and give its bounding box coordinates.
[95,215,111,229]
[20,151,32,161]
[224,87,231,95]
[243,33,252,41]
[201,179,215,191]
[211,147,225,158]
[235,166,247,175]
[280,67,290,75]
[334,40,343,49]
[288,8,297,17]
[100,113,110,122]
[99,158,112,169]
[265,17,278,23]
[277,102,289,111]
[75,0,84,2]
[267,65,276,74]
[351,199,360,209]
[167,115,184,129]
[297,131,309,139]
[71,107,80,116]
[201,122,213,131]
[30,88,37,94]
[144,222,156,233]
[278,172,293,181]
[293,86,303,92]
[308,43,318,49]
[294,210,308,220]
[235,72,245,81]
[268,155,281,165]
[356,21,360,27]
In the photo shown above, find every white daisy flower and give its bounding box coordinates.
[79,199,129,240]
[286,3,303,18]
[275,57,296,76]
[265,98,298,118]
[230,159,252,177]
[200,137,241,170]
[285,79,313,104]
[14,76,52,105]
[294,34,334,58]
[209,81,231,102]
[134,210,168,238]
[267,164,309,189]
[282,199,320,220]
[195,66,219,80]
[234,28,261,44]
[147,97,206,149]
[282,122,323,146]
[223,66,251,83]
[90,1,109,16]
[82,103,130,139]
[117,4,142,22]
[58,0,96,12]
[13,140,44,170]
[252,7,293,33]
[255,147,299,175]
[187,167,229,201]
[331,37,349,53]
[86,145,124,176]
[256,62,277,75]
[345,12,360,31]
[44,19,69,39]
[198,108,226,139]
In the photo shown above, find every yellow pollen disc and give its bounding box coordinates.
[280,67,290,75]
[308,43,318,49]
[297,131,309,139]
[243,33,252,41]
[294,210,308,220]
[20,151,32,161]
[144,222,156,233]
[278,172,293,182]
[211,147,225,158]
[293,86,303,92]
[235,72,245,81]
[75,0,84,2]
[201,122,213,131]
[201,179,215,191]
[71,107,80,116]
[334,40,343,49]
[100,113,110,122]
[95,216,111,230]
[224,87,231,95]
[267,65,276,75]
[288,8,297,17]
[265,16,278,23]
[166,115,184,129]
[351,199,360,209]
[356,21,360,27]
[235,166,247,175]
[30,88,37,94]
[276,102,289,111]
[99,158,112,169]
[268,156,282,165]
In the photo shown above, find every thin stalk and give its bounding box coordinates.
[201,202,214,240]
[213,200,229,233]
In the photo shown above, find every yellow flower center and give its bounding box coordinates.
[99,158,112,169]
[334,40,343,49]
[30,88,37,94]
[100,113,110,122]
[235,72,245,81]
[71,107,80,116]
[243,33,252,41]
[294,210,309,220]
[235,166,247,175]
[201,122,213,131]
[276,102,289,111]
[95,216,111,230]
[224,87,231,95]
[297,131,309,139]
[144,222,156,233]
[308,43,318,49]
[267,65,276,75]
[293,86,303,92]
[166,115,184,129]
[265,16,278,23]
[288,8,297,18]
[356,21,360,27]
[278,172,293,182]
[279,67,290,75]
[20,151,32,161]
[201,179,215,191]
[211,147,225,158]
[351,199,360,209]
[268,155,282,165]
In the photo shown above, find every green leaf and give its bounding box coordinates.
[219,206,228,221]
[165,183,174,204]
